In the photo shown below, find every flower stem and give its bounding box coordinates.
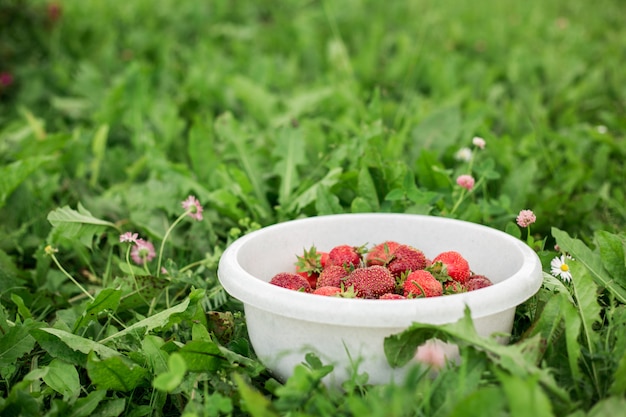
[450,177,484,216]
[156,210,191,278]
[125,245,152,306]
[125,245,136,282]
[48,251,94,301]
[450,189,467,215]
[179,259,206,274]
[526,225,533,247]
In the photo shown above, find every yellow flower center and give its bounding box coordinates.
[560,264,569,272]
[44,245,58,255]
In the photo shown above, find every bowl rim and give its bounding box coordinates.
[217,213,543,328]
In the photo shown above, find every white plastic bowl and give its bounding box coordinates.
[217,213,543,385]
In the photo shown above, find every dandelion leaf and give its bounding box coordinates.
[86,352,148,392]
[100,297,190,343]
[0,155,54,209]
[588,397,626,417]
[552,228,626,303]
[447,386,507,417]
[497,370,554,417]
[114,274,167,312]
[523,288,581,380]
[74,288,122,330]
[595,231,626,286]
[315,184,344,215]
[233,373,279,417]
[0,249,24,296]
[0,319,40,379]
[410,105,462,158]
[47,203,116,249]
[67,389,108,417]
[610,349,626,396]
[42,359,81,399]
[141,335,169,375]
[559,294,584,383]
[31,328,88,366]
[568,262,602,351]
[283,167,341,213]
[272,126,305,207]
[177,340,224,372]
[384,307,567,401]
[38,328,119,359]
[356,165,380,211]
[415,150,451,190]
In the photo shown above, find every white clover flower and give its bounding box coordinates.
[472,136,486,149]
[454,147,472,162]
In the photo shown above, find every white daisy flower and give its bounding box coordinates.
[550,255,573,283]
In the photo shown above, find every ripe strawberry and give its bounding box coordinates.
[444,280,466,294]
[387,245,428,277]
[328,244,362,268]
[312,286,343,296]
[432,251,471,284]
[403,270,443,298]
[295,246,327,289]
[269,272,311,292]
[366,241,401,266]
[379,293,406,300]
[316,265,350,288]
[466,274,493,291]
[344,265,395,299]
[296,270,318,290]
[320,251,330,268]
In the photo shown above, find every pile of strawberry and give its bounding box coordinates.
[268,241,493,299]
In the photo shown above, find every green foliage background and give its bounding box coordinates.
[1,0,625,416]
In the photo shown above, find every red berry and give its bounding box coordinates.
[379,293,406,300]
[403,270,443,298]
[295,246,326,288]
[269,272,311,292]
[387,245,428,278]
[344,265,395,299]
[366,241,401,266]
[432,251,471,284]
[312,286,343,296]
[320,252,330,268]
[328,244,362,268]
[466,275,493,291]
[444,280,466,294]
[317,265,350,288]
[297,270,319,290]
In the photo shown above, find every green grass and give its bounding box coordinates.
[1,0,626,415]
